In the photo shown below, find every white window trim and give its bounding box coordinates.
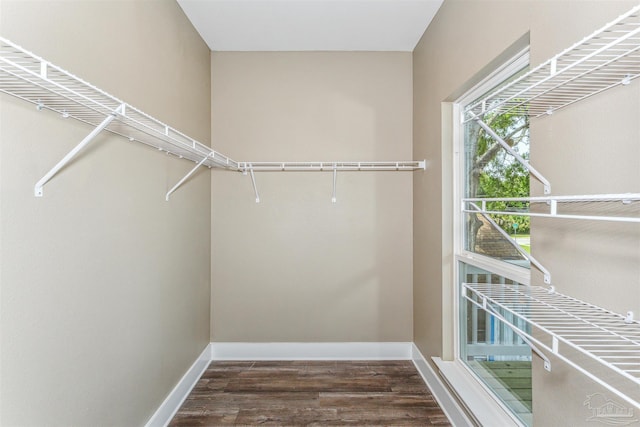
[453,50,531,270]
[456,47,530,109]
[455,253,530,286]
[447,47,532,423]
[452,48,530,360]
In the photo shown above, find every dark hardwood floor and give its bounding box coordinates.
[169,360,452,426]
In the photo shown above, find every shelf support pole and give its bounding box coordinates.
[34,104,124,197]
[469,202,551,284]
[469,112,551,194]
[249,165,260,203]
[332,164,337,203]
[165,154,211,201]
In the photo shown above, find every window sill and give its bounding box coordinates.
[432,357,525,427]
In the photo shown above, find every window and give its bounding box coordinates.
[455,49,533,426]
[459,264,532,426]
[462,61,531,266]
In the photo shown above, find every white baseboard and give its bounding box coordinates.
[145,344,212,427]
[210,342,413,360]
[411,344,474,427]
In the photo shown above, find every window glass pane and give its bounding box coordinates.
[459,262,532,426]
[463,77,531,265]
[457,57,532,424]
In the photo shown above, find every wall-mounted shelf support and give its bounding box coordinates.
[468,201,551,284]
[165,154,211,201]
[249,166,260,203]
[332,164,337,203]
[469,112,551,195]
[34,104,124,197]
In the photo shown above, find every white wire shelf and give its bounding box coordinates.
[0,36,424,199]
[463,193,640,224]
[237,161,426,172]
[464,4,640,120]
[464,282,640,410]
[0,37,238,170]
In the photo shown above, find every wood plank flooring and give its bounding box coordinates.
[169,360,452,426]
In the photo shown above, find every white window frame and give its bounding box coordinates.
[453,47,530,347]
[453,47,531,280]
[448,47,532,425]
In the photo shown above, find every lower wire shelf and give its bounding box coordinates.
[463,283,640,409]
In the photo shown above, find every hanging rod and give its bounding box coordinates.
[239,160,425,203]
[238,161,426,172]
[464,4,640,121]
[463,193,640,224]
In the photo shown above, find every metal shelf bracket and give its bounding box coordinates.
[332,164,337,203]
[468,201,551,284]
[34,104,125,197]
[469,112,551,195]
[165,154,211,201]
[249,166,260,203]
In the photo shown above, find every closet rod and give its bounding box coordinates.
[238,161,426,172]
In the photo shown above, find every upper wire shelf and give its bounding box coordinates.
[464,282,640,410]
[464,4,640,121]
[0,37,238,170]
[0,36,424,198]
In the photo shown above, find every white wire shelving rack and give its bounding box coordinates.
[463,193,640,224]
[458,4,640,409]
[0,36,424,200]
[464,4,640,121]
[462,4,640,196]
[463,283,640,410]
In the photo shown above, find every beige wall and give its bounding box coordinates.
[210,52,413,342]
[0,1,211,425]
[413,0,639,425]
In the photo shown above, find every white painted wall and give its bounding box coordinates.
[0,1,212,425]
[210,52,414,343]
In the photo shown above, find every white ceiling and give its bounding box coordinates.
[177,0,443,52]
